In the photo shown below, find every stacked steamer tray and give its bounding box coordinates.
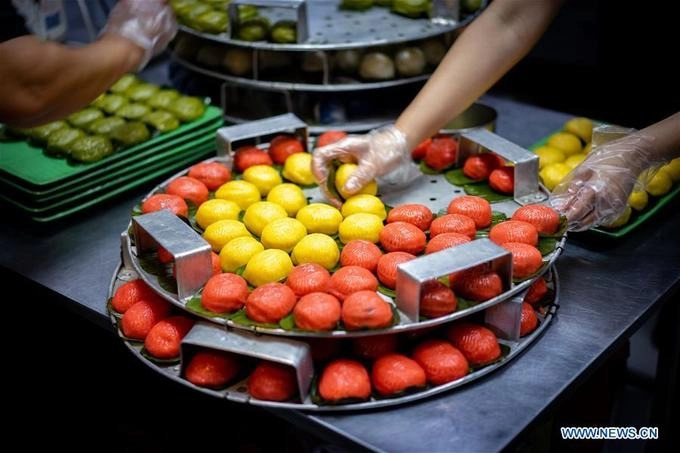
[169,0,487,133]
[0,77,224,223]
[108,114,566,410]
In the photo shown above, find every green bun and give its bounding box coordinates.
[147,89,181,110]
[88,116,127,136]
[27,120,68,144]
[110,121,151,146]
[125,83,160,102]
[67,108,104,128]
[168,96,206,122]
[142,110,180,133]
[116,103,152,120]
[92,94,128,114]
[110,74,140,94]
[271,20,297,44]
[70,135,114,163]
[46,127,86,157]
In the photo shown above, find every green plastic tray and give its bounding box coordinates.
[5,136,216,206]
[529,135,680,238]
[0,119,223,199]
[1,143,214,218]
[0,106,222,188]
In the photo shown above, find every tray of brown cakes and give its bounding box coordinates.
[107,113,566,410]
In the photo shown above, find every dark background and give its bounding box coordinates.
[497,0,678,129]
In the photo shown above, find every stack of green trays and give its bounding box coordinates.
[0,106,223,223]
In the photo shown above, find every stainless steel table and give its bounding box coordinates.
[2,94,678,452]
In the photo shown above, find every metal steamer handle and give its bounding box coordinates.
[396,238,523,341]
[181,322,314,402]
[131,210,214,302]
[458,129,547,206]
[215,112,309,163]
[228,0,309,43]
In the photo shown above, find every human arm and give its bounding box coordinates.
[396,0,565,149]
[312,0,565,202]
[0,35,143,127]
[0,0,176,128]
[551,112,680,231]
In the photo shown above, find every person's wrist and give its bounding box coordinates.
[99,33,145,72]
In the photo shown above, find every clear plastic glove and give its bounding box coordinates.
[102,0,178,70]
[550,127,658,231]
[312,125,419,207]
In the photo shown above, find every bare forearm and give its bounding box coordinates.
[0,35,143,127]
[638,112,680,163]
[396,0,564,149]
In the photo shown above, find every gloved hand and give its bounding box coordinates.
[550,128,658,231]
[312,125,419,207]
[102,0,178,70]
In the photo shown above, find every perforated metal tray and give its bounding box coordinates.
[122,115,565,338]
[108,261,560,411]
[171,53,430,92]
[178,0,486,51]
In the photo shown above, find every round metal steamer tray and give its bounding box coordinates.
[171,53,431,93]
[178,0,485,52]
[123,119,566,338]
[109,262,560,411]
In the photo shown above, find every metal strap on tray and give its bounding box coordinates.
[458,128,547,205]
[131,210,213,301]
[396,238,512,322]
[181,322,314,402]
[215,113,308,158]
[228,0,309,43]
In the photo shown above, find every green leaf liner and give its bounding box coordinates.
[330,234,345,252]
[456,297,478,311]
[463,183,513,202]
[278,313,297,330]
[537,237,558,256]
[477,211,508,236]
[419,160,440,175]
[377,284,396,298]
[140,347,180,365]
[228,309,280,329]
[185,295,231,320]
[131,202,143,216]
[444,168,478,186]
[325,164,342,202]
[491,211,508,225]
[390,303,401,325]
[235,265,246,276]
